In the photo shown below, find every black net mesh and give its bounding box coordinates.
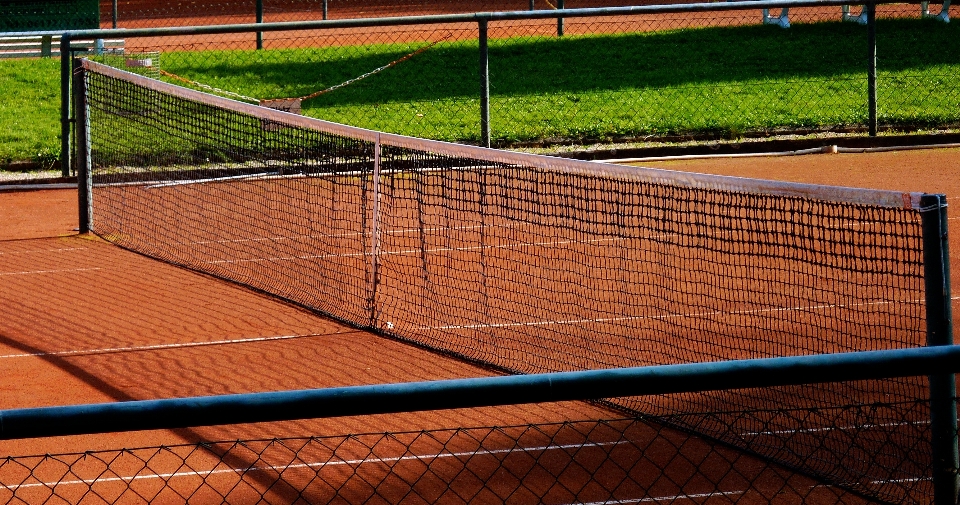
[80,59,934,503]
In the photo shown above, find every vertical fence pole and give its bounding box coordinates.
[921,194,958,505]
[256,0,264,49]
[867,0,877,136]
[479,20,491,148]
[557,0,565,36]
[60,35,73,178]
[323,0,328,19]
[530,0,535,10]
[112,0,118,28]
[73,58,93,234]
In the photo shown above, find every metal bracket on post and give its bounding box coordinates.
[920,194,958,505]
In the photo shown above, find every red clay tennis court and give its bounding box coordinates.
[0,194,873,503]
[1,155,957,503]
[2,59,960,503]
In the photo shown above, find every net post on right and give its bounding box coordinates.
[920,193,958,505]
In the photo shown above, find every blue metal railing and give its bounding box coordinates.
[3,345,959,440]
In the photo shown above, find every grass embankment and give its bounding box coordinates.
[3,17,959,165]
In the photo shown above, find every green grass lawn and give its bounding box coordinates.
[0,58,61,167]
[3,17,959,165]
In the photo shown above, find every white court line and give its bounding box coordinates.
[145,171,285,188]
[201,234,635,266]
[6,439,624,491]
[0,333,324,360]
[743,419,930,437]
[572,491,746,505]
[814,476,931,490]
[0,247,89,256]
[0,267,102,276]
[189,222,515,247]
[188,215,902,248]
[378,235,628,257]
[420,298,927,332]
[574,475,933,504]
[191,218,921,267]
[138,164,485,189]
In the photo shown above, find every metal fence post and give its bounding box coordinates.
[41,35,52,58]
[557,0,565,36]
[921,194,958,505]
[73,58,93,234]
[479,19,491,148]
[867,0,877,136]
[112,0,118,28]
[256,0,264,49]
[60,34,72,178]
[323,0,328,20]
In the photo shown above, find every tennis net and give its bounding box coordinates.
[78,57,940,503]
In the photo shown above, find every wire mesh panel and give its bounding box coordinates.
[82,3,960,147]
[484,15,873,143]
[98,0,731,27]
[1,415,931,504]
[76,58,940,503]
[0,0,100,31]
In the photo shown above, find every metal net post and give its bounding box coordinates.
[73,58,92,234]
[921,194,958,505]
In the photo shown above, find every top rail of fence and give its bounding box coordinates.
[1,29,118,38]
[2,345,960,440]
[57,0,888,40]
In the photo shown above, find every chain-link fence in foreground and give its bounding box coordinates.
[0,405,949,505]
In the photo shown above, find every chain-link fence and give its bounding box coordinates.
[66,1,957,153]
[3,1,666,34]
[0,409,944,504]
[3,1,958,169]
[98,0,696,28]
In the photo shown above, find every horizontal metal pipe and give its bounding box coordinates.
[57,0,900,40]
[1,346,959,440]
